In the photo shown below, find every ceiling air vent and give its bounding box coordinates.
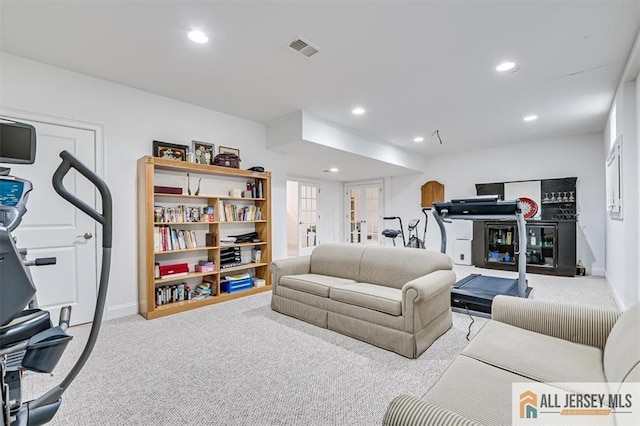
[289,37,319,58]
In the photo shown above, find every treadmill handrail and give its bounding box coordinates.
[432,200,528,299]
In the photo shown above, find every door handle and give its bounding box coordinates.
[78,232,93,240]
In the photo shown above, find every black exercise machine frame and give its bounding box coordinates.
[432,197,530,315]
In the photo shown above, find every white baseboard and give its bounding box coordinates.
[612,291,627,311]
[106,302,138,320]
[590,267,605,277]
[606,280,628,311]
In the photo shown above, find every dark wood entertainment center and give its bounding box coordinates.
[472,177,577,277]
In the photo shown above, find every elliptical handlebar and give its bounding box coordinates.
[29,150,113,410]
[421,207,430,247]
[52,151,113,249]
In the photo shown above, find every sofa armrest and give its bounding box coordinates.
[402,270,456,303]
[492,295,621,350]
[270,255,311,291]
[402,270,455,332]
[382,395,480,426]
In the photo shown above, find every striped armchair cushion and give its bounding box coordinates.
[383,395,481,426]
[491,295,620,350]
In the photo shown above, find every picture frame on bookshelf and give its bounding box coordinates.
[219,145,240,157]
[192,140,215,165]
[153,140,188,161]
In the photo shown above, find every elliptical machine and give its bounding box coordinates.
[382,208,430,249]
[0,119,112,426]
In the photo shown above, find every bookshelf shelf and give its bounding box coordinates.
[219,262,269,274]
[148,285,271,318]
[219,220,267,224]
[154,271,216,284]
[154,245,218,255]
[153,221,217,225]
[138,155,272,319]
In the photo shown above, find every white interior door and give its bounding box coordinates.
[9,120,97,326]
[298,182,319,256]
[345,182,383,245]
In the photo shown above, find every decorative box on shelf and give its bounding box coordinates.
[221,275,253,293]
[159,263,189,278]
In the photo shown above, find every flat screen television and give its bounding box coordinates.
[0,120,36,164]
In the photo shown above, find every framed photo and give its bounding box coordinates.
[192,140,215,165]
[153,140,188,161]
[218,145,240,157]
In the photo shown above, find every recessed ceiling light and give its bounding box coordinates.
[523,115,538,122]
[329,167,339,172]
[188,30,208,44]
[496,61,516,72]
[352,107,365,115]
[413,136,424,143]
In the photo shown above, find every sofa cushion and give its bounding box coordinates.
[422,355,538,426]
[359,246,452,289]
[309,243,364,281]
[604,302,640,383]
[279,274,356,298]
[329,283,402,316]
[462,320,607,387]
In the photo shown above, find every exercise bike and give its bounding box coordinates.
[382,208,430,248]
[0,119,112,426]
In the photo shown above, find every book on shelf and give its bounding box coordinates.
[154,226,199,251]
[155,282,189,306]
[154,205,215,223]
[217,201,262,222]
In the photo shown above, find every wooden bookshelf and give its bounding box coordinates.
[137,155,272,319]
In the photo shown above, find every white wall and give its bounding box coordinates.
[388,133,606,275]
[0,52,287,319]
[605,79,639,309]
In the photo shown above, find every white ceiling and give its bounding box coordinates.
[1,1,639,179]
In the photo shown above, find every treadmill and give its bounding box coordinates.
[432,196,532,317]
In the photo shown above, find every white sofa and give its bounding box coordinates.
[270,243,456,358]
[383,296,640,425]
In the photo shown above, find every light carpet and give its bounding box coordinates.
[22,267,617,425]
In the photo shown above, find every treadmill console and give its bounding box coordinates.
[433,199,521,217]
[0,176,32,231]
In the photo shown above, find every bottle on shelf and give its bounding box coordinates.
[529,230,537,246]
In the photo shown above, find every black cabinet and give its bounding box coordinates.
[472,220,576,276]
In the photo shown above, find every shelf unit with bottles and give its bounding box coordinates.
[472,220,575,277]
[137,156,272,319]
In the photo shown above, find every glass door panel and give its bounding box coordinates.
[485,224,516,264]
[345,182,383,245]
[299,183,319,255]
[526,224,556,268]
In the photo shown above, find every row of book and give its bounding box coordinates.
[156,283,190,306]
[155,281,217,307]
[154,205,215,223]
[154,226,200,252]
[218,202,262,222]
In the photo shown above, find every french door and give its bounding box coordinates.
[298,182,319,255]
[345,182,383,245]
